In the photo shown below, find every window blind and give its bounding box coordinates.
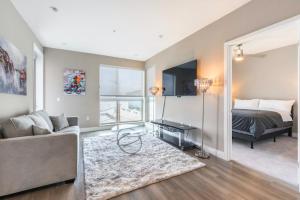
[100,66,144,96]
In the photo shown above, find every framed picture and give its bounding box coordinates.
[64,68,86,95]
[0,37,27,95]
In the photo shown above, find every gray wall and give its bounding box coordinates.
[145,0,300,151]
[0,0,42,121]
[233,45,298,100]
[44,48,145,128]
[233,45,298,131]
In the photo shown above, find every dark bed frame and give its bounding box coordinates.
[233,127,292,149]
[232,107,294,149]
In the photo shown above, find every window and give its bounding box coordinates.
[34,44,44,111]
[100,65,144,125]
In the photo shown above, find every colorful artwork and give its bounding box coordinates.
[0,37,27,95]
[64,69,86,95]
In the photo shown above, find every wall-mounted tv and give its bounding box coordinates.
[163,60,197,96]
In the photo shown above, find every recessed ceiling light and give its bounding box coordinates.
[158,34,164,39]
[113,30,116,33]
[50,6,58,12]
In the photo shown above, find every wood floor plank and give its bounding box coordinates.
[2,131,300,200]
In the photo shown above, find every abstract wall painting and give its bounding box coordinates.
[64,69,86,95]
[0,37,27,95]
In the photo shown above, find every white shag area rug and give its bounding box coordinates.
[83,133,205,200]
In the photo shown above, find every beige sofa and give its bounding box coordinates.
[0,110,79,197]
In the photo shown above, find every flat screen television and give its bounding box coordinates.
[163,60,197,96]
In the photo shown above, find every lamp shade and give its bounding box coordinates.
[194,78,213,93]
[149,86,159,96]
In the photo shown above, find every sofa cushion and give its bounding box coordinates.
[32,125,51,135]
[2,116,34,138]
[57,126,80,135]
[33,110,54,131]
[28,115,51,131]
[50,114,69,132]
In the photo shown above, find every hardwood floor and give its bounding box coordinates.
[3,131,300,200]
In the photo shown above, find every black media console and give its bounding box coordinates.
[151,119,196,151]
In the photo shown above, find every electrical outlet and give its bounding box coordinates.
[86,116,90,121]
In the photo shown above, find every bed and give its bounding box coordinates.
[232,99,294,149]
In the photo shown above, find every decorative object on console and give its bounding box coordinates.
[64,68,86,95]
[194,78,213,159]
[0,37,27,95]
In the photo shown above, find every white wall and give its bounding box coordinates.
[0,0,42,121]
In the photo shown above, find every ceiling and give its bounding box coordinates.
[11,0,250,61]
[242,21,300,55]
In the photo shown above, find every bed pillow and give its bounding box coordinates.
[234,99,259,110]
[259,99,295,113]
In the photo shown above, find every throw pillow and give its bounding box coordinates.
[32,125,51,135]
[2,116,34,138]
[28,115,51,131]
[33,110,54,131]
[50,114,69,132]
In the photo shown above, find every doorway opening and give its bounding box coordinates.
[224,16,300,188]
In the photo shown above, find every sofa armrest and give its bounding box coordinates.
[0,133,78,196]
[67,116,79,126]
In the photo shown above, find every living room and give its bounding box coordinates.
[1,0,300,200]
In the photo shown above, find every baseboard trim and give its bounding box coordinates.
[188,140,226,160]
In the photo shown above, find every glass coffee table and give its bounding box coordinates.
[111,124,147,154]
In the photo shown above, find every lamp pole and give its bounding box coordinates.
[195,78,212,159]
[149,87,159,134]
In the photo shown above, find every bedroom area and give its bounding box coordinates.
[230,20,299,187]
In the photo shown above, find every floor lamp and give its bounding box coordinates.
[194,78,213,159]
[149,87,159,133]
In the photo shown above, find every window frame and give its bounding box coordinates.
[99,65,145,126]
